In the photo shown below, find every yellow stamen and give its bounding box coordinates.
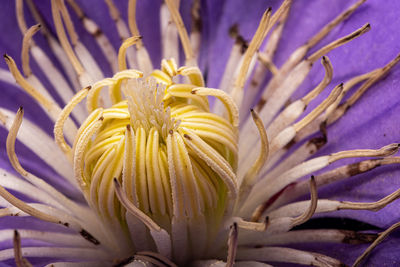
[192,87,239,127]
[165,0,195,65]
[128,0,143,49]
[51,0,84,75]
[54,86,91,157]
[6,107,27,177]
[118,36,142,71]
[4,54,53,111]
[21,24,41,77]
[15,0,28,33]
[238,109,269,201]
[57,0,79,46]
[233,8,272,100]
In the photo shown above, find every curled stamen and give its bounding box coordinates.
[294,53,400,146]
[243,144,400,217]
[254,0,366,113]
[329,52,400,124]
[271,157,400,210]
[258,0,292,67]
[180,130,237,199]
[329,143,400,163]
[54,86,91,157]
[8,111,78,202]
[177,66,205,87]
[24,0,49,35]
[55,0,104,85]
[306,0,366,48]
[113,179,172,258]
[73,112,104,191]
[165,0,195,65]
[0,180,67,228]
[4,108,82,211]
[302,56,334,105]
[290,176,317,227]
[24,0,81,91]
[0,108,76,184]
[226,223,238,267]
[292,83,343,132]
[127,0,143,48]
[229,1,294,113]
[15,0,28,34]
[265,83,342,157]
[4,55,53,112]
[231,8,272,106]
[66,0,119,73]
[353,221,400,267]
[104,0,137,71]
[5,109,100,245]
[51,0,84,76]
[339,187,400,212]
[192,87,239,127]
[265,56,333,140]
[6,107,27,176]
[122,125,137,204]
[307,23,371,63]
[57,0,79,46]
[118,36,142,71]
[161,59,178,77]
[238,109,269,201]
[127,0,154,74]
[114,178,161,232]
[86,69,142,112]
[15,0,87,123]
[234,217,269,232]
[268,186,400,221]
[21,24,41,77]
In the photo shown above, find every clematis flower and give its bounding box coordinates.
[0,0,399,266]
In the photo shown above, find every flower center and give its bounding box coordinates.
[73,60,238,235]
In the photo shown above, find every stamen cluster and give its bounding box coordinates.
[71,59,239,262]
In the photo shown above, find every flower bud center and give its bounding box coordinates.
[74,63,238,233]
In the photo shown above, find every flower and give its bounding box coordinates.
[0,0,399,266]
